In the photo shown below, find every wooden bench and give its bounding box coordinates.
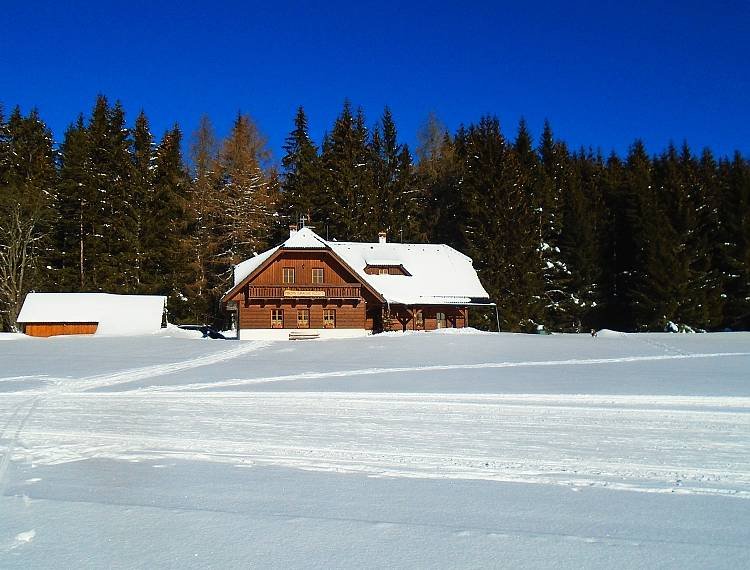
[288,331,320,340]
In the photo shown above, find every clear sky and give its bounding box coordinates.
[1,1,748,161]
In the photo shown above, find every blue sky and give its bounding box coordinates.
[1,1,748,161]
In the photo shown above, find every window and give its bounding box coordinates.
[436,312,447,329]
[271,309,284,328]
[378,268,389,275]
[312,268,324,284]
[297,309,310,329]
[323,309,336,328]
[283,267,295,284]
[415,311,424,329]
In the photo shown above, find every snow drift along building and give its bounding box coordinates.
[221,227,492,340]
[17,293,166,337]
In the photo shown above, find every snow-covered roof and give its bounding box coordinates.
[231,228,491,305]
[17,293,166,336]
[283,227,328,249]
[329,241,490,305]
[233,246,280,286]
[232,228,328,286]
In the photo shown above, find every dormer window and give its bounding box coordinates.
[365,264,410,276]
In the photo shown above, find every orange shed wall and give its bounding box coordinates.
[24,322,99,337]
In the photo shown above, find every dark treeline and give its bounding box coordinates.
[1,97,749,332]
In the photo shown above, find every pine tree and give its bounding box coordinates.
[716,152,750,328]
[320,101,375,240]
[54,116,91,290]
[535,120,569,329]
[558,150,605,330]
[141,126,193,320]
[131,110,154,291]
[277,107,320,238]
[460,117,540,330]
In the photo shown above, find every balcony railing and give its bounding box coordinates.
[247,284,362,299]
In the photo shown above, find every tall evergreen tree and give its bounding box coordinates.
[535,120,569,328]
[558,150,605,330]
[320,101,375,240]
[131,110,154,291]
[460,117,540,330]
[141,126,192,320]
[277,107,321,237]
[54,116,91,290]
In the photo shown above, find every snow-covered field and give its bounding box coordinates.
[1,329,749,568]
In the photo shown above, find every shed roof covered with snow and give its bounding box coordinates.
[17,293,166,336]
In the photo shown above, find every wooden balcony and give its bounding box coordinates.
[246,284,362,300]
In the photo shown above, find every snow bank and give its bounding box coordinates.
[596,329,627,338]
[0,332,28,341]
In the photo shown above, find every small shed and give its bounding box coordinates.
[17,293,167,337]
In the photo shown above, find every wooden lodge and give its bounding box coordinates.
[221,227,492,340]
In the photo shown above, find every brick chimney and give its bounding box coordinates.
[289,224,298,237]
[378,231,387,244]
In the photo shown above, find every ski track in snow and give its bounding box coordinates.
[3,391,749,499]
[1,338,749,501]
[42,341,270,394]
[142,350,750,392]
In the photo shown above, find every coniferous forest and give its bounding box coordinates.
[1,96,749,333]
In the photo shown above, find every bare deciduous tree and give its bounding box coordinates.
[0,204,45,330]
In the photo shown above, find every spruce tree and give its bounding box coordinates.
[558,151,605,330]
[142,126,193,320]
[717,152,750,328]
[320,101,375,240]
[54,116,91,290]
[536,120,569,329]
[278,107,320,238]
[131,110,154,291]
[460,117,540,330]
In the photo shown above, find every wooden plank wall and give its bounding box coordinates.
[24,322,99,337]
[383,307,468,331]
[364,265,408,275]
[252,252,355,285]
[240,301,365,329]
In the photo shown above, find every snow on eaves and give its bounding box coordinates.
[233,246,280,286]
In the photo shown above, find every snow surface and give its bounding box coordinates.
[1,331,749,567]
[16,293,166,336]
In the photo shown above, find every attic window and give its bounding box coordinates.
[364,264,410,276]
